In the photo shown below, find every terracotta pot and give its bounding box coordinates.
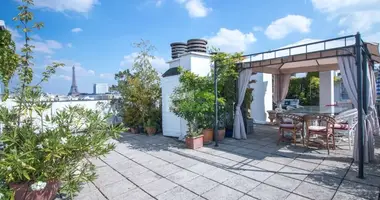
[130,127,139,134]
[10,180,59,200]
[217,128,225,141]
[186,135,203,149]
[202,128,213,144]
[145,127,156,136]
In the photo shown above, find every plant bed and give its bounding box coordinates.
[10,181,59,200]
[202,128,213,144]
[185,135,204,149]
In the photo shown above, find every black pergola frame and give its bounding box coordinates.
[213,33,379,179]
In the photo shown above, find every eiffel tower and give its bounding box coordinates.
[68,65,80,96]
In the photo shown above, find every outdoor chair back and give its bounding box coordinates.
[277,114,304,145]
[304,114,336,154]
[333,108,358,149]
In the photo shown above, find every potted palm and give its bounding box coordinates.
[145,119,157,136]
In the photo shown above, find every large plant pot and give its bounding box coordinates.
[202,129,213,144]
[130,127,139,134]
[145,127,156,136]
[225,128,233,138]
[217,128,225,141]
[10,181,59,200]
[186,135,203,149]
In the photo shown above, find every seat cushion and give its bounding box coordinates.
[308,126,326,132]
[333,123,350,130]
[280,123,302,129]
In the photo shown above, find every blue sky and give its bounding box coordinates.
[1,0,380,94]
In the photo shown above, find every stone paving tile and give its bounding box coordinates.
[118,163,149,178]
[202,184,244,200]
[344,170,380,187]
[287,159,319,171]
[151,163,183,177]
[240,165,275,182]
[109,159,137,172]
[320,158,352,169]
[296,153,325,164]
[93,167,125,187]
[156,186,199,200]
[294,182,336,200]
[304,174,342,190]
[156,151,186,163]
[101,151,129,165]
[265,155,295,165]
[249,150,270,160]
[74,189,106,200]
[238,195,257,200]
[128,170,161,186]
[264,174,302,192]
[100,179,136,199]
[312,164,349,179]
[141,178,178,197]
[232,147,255,155]
[254,160,285,172]
[218,152,251,162]
[173,157,199,168]
[188,163,218,175]
[203,168,235,183]
[338,180,380,200]
[143,158,170,170]
[284,194,309,200]
[350,163,380,177]
[131,153,158,164]
[166,169,199,185]
[333,191,369,200]
[248,183,290,200]
[222,175,260,193]
[182,176,219,195]
[89,158,107,168]
[278,166,310,181]
[112,188,154,200]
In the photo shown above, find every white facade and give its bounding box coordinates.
[162,52,211,138]
[250,73,273,124]
[93,83,109,94]
[319,71,335,106]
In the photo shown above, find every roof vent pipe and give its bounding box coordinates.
[186,39,207,53]
[170,42,187,59]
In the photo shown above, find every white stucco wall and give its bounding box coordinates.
[250,73,273,124]
[319,71,335,106]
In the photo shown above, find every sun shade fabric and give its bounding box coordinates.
[338,56,379,163]
[233,68,251,140]
[273,74,291,106]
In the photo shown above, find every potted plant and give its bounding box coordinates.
[185,129,204,149]
[145,119,157,136]
[0,2,125,199]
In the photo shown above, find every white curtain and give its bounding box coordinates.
[233,68,252,139]
[273,74,292,106]
[338,56,377,163]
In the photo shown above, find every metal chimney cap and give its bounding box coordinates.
[170,42,187,46]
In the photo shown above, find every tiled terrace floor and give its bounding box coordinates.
[74,125,380,200]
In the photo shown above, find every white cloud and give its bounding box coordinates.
[71,28,83,33]
[206,28,256,53]
[58,75,72,81]
[20,0,99,13]
[265,15,312,40]
[311,0,380,33]
[176,0,212,18]
[120,53,168,73]
[253,26,264,32]
[156,0,163,7]
[31,40,63,54]
[100,73,114,79]
[365,32,380,43]
[67,43,73,48]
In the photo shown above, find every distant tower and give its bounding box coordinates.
[68,66,80,96]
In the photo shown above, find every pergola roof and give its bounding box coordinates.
[240,35,380,74]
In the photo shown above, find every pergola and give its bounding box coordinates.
[226,33,380,179]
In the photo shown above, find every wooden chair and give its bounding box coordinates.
[277,114,304,145]
[304,115,336,154]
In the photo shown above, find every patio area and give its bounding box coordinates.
[72,125,380,200]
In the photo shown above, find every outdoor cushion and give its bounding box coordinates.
[280,123,302,129]
[333,123,350,130]
[308,126,327,132]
